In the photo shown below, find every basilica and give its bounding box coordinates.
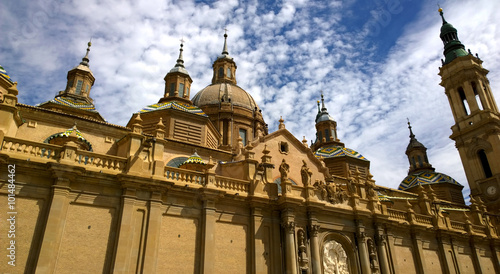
[0,9,499,273]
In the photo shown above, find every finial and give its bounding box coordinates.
[407,118,415,139]
[80,39,92,66]
[438,6,447,24]
[320,91,327,111]
[222,29,229,55]
[316,100,320,113]
[278,116,285,129]
[175,39,185,68]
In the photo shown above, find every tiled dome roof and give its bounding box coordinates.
[139,101,207,117]
[399,170,462,191]
[314,145,368,161]
[0,64,13,83]
[44,125,93,151]
[37,96,97,111]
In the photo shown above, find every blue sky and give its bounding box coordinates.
[2,0,500,200]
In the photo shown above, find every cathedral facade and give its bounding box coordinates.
[0,9,499,274]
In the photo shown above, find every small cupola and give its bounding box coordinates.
[61,41,95,101]
[405,120,434,174]
[211,31,237,85]
[160,41,193,104]
[311,92,343,151]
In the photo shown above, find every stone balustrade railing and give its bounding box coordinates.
[471,224,485,234]
[1,137,61,161]
[75,150,127,172]
[164,167,206,185]
[450,221,466,231]
[387,208,408,222]
[415,214,433,225]
[213,175,249,193]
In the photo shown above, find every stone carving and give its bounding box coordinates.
[279,159,290,181]
[314,179,347,204]
[300,160,312,187]
[346,176,357,194]
[298,230,309,270]
[365,179,377,199]
[309,224,320,237]
[323,240,349,274]
[0,89,4,103]
[282,221,295,234]
[367,239,380,273]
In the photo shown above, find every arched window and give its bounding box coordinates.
[458,87,470,115]
[417,155,423,167]
[227,68,231,78]
[471,82,484,110]
[318,131,323,142]
[325,129,330,141]
[218,67,224,78]
[478,150,492,178]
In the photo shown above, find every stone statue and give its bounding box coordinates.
[301,160,313,187]
[279,159,290,181]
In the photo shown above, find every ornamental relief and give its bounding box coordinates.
[323,240,349,274]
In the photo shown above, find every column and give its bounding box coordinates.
[357,232,371,274]
[309,224,321,274]
[35,177,71,273]
[113,187,138,273]
[142,191,163,273]
[376,233,391,274]
[201,199,217,273]
[283,221,297,274]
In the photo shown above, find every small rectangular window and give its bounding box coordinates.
[239,128,247,146]
[179,83,185,97]
[170,83,175,96]
[75,80,83,95]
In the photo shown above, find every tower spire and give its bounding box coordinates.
[407,118,415,139]
[321,91,327,111]
[438,8,468,64]
[80,40,92,67]
[175,40,185,68]
[222,28,229,55]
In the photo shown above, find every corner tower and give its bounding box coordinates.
[438,9,500,210]
[399,122,464,205]
[37,41,105,121]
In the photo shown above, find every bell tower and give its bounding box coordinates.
[438,8,500,211]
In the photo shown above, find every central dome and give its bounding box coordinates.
[192,82,260,111]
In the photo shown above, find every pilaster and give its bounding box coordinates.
[142,191,163,273]
[36,177,71,273]
[112,187,138,273]
[200,194,218,273]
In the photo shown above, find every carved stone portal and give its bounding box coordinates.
[323,240,349,274]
